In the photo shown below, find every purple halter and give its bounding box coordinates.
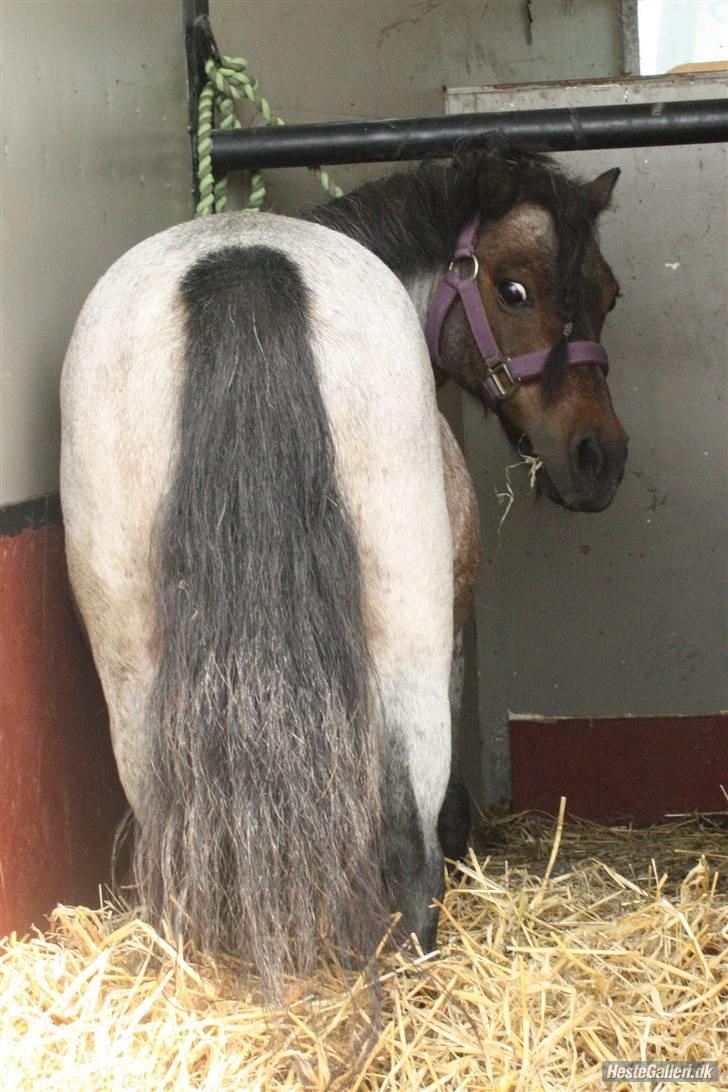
[424,217,609,409]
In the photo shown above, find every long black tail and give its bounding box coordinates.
[134,244,387,996]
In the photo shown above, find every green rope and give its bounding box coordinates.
[196,54,343,215]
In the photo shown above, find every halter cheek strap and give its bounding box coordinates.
[424,217,609,409]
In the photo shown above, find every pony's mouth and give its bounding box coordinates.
[528,458,569,508]
[536,465,562,505]
[520,436,620,513]
[501,427,623,512]
[537,461,621,512]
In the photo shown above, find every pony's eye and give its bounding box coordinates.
[496,281,529,308]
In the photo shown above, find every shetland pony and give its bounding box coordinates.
[61,144,627,995]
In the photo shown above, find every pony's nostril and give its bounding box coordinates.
[576,435,605,480]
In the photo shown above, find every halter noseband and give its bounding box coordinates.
[424,217,609,409]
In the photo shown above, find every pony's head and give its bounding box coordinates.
[436,150,628,512]
[305,142,628,511]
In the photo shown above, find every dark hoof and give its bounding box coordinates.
[438,779,471,863]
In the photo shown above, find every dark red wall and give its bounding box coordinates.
[0,508,126,938]
[510,714,728,823]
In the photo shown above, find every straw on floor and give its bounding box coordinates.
[2,808,726,1091]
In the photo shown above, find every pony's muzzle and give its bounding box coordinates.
[566,427,629,511]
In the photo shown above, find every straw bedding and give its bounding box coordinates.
[2,809,726,1090]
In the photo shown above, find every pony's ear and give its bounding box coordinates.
[584,167,620,216]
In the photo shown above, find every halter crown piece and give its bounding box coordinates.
[424,217,610,409]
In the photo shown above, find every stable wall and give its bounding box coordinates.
[451,76,728,805]
[210,0,622,211]
[1,0,192,506]
[211,6,726,809]
[1,0,191,935]
[1,0,625,933]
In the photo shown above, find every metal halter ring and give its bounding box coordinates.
[448,254,479,281]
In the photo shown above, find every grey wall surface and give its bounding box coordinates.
[449,76,728,801]
[1,0,191,505]
[210,0,622,212]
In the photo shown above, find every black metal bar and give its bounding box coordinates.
[182,0,214,209]
[212,97,728,174]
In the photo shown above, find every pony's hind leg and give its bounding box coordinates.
[336,419,454,951]
[438,631,472,863]
[437,414,481,864]
[378,676,450,950]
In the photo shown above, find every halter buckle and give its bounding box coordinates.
[486,358,521,401]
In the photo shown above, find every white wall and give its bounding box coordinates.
[638,0,728,75]
[1,0,191,505]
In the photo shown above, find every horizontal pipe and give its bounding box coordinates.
[212,97,728,174]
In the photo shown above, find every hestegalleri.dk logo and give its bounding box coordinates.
[602,1059,719,1084]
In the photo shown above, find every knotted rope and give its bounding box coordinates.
[196,54,343,215]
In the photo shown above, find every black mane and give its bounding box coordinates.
[306,139,595,283]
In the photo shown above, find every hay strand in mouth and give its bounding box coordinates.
[495,453,544,534]
[1,811,726,1090]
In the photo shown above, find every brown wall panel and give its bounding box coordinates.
[510,715,728,824]
[0,522,126,937]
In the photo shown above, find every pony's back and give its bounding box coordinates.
[61,213,453,994]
